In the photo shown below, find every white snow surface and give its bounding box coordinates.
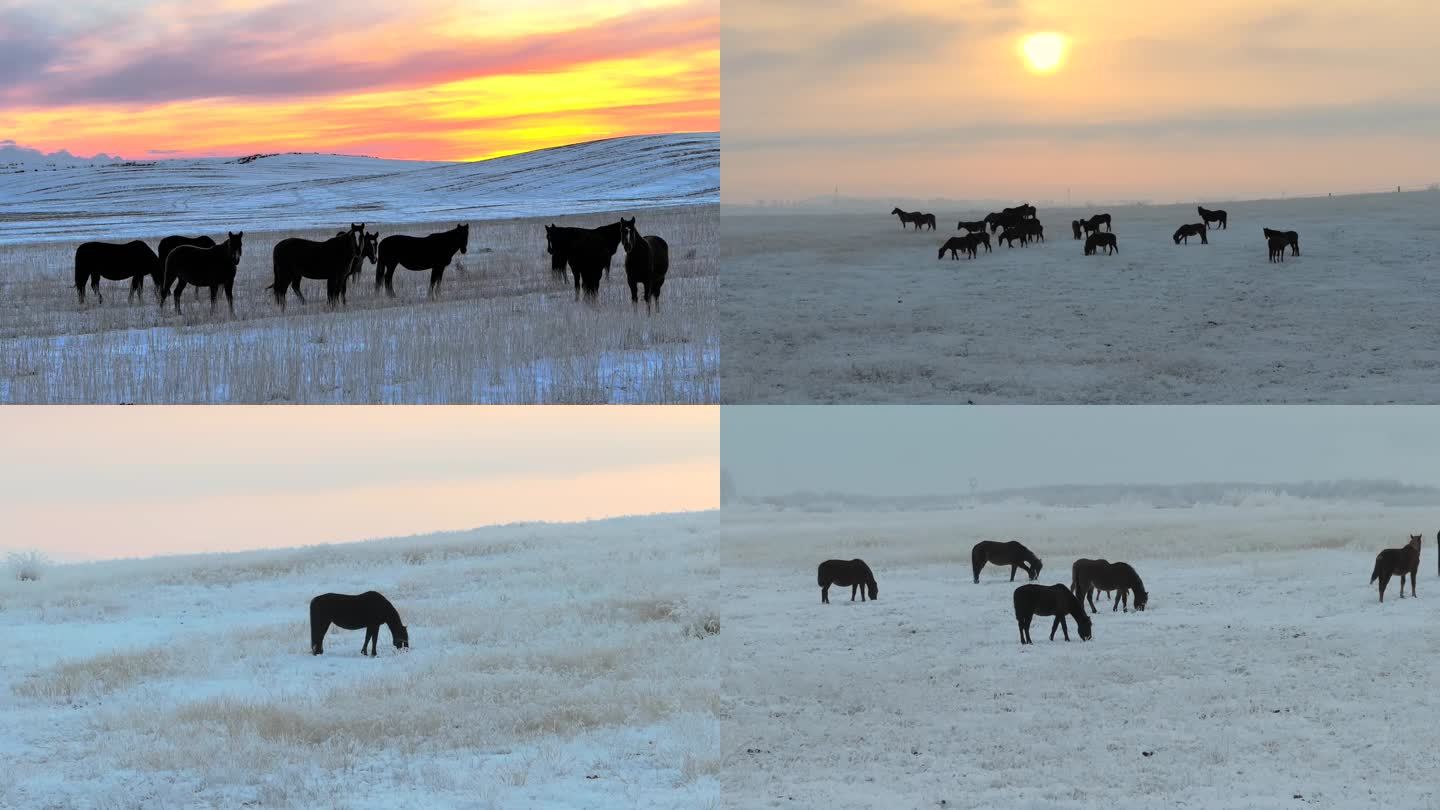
[720,190,1440,403]
[0,133,719,244]
[0,513,720,809]
[721,498,1440,808]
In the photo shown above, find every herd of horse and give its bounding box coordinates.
[71,216,670,315]
[906,202,1303,262]
[818,531,1433,645]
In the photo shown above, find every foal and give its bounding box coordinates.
[1370,534,1422,603]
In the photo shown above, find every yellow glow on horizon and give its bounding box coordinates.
[1020,32,1068,75]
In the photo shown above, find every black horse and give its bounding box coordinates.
[1198,206,1228,230]
[1080,213,1112,234]
[1003,203,1037,219]
[161,232,243,314]
[1022,219,1045,243]
[1173,223,1208,245]
[1084,233,1118,256]
[1071,220,1083,240]
[1262,228,1299,257]
[270,232,359,309]
[891,208,932,230]
[998,227,1028,248]
[1071,559,1148,613]
[957,219,988,234]
[986,211,1024,234]
[309,591,409,656]
[1014,583,1092,644]
[376,224,469,297]
[547,221,625,295]
[74,240,161,304]
[818,558,878,604]
[158,236,216,278]
[620,217,669,311]
[970,231,992,253]
[1267,235,1287,263]
[972,540,1042,583]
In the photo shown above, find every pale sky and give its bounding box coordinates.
[722,406,1440,496]
[0,407,717,561]
[723,0,1440,202]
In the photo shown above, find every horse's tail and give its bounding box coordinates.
[74,259,87,291]
[971,543,985,582]
[1370,557,1381,584]
[817,565,826,588]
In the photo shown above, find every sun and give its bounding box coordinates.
[1020,32,1068,74]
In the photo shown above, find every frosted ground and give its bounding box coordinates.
[721,486,1440,808]
[0,513,720,810]
[0,133,718,403]
[721,190,1440,403]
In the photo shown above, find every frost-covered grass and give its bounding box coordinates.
[0,206,717,403]
[721,189,1440,403]
[0,512,719,809]
[721,502,1440,808]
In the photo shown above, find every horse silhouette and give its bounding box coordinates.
[1173,223,1208,245]
[1003,203,1037,219]
[158,236,216,279]
[957,219,988,234]
[1071,220,1082,240]
[818,558,878,604]
[1085,233,1118,256]
[1080,214,1112,235]
[1071,559,1148,612]
[972,540,1042,583]
[376,224,469,297]
[940,234,987,260]
[891,208,933,230]
[1014,583,1092,644]
[986,211,1024,234]
[161,232,243,314]
[620,217,669,311]
[310,591,409,656]
[546,221,625,296]
[269,232,359,309]
[970,231,992,253]
[1022,219,1045,243]
[999,227,1029,248]
[1198,206,1228,230]
[1267,235,1287,263]
[74,240,161,304]
[1263,228,1300,257]
[1371,534,1422,602]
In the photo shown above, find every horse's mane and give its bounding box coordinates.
[853,558,877,583]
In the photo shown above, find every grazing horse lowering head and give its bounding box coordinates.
[393,624,410,650]
[1028,557,1043,581]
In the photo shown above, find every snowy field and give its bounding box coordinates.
[0,134,718,403]
[720,190,1440,403]
[721,495,1440,808]
[0,513,720,809]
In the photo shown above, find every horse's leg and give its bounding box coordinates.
[1050,616,1061,640]
[225,281,235,315]
[173,279,187,312]
[1399,572,1407,598]
[821,583,829,604]
[1086,588,1098,614]
[292,276,306,305]
[1379,572,1388,603]
[209,284,219,314]
[92,274,103,304]
[312,620,328,655]
[1010,564,1017,582]
[1060,617,1070,641]
[850,583,857,602]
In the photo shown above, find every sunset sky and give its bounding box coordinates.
[0,0,718,161]
[0,407,717,561]
[723,0,1440,202]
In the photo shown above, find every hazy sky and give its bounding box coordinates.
[723,407,1440,496]
[0,0,718,161]
[723,0,1440,202]
[0,407,717,561]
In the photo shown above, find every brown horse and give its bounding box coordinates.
[972,540,1042,583]
[1014,583,1092,644]
[1071,559,1148,613]
[1370,534,1422,603]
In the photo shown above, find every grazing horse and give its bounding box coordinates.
[309,591,409,656]
[970,231,991,253]
[1071,220,1083,240]
[1197,206,1228,230]
[1263,228,1300,257]
[1267,235,1288,263]
[1371,534,1422,603]
[957,219,988,234]
[1014,583,1092,644]
[938,235,978,260]
[972,540,1042,583]
[547,221,625,295]
[998,227,1028,248]
[1173,223,1209,245]
[376,224,469,297]
[1071,559,1148,613]
[161,232,243,314]
[891,208,927,230]
[1022,219,1045,243]
[269,232,358,309]
[620,217,669,310]
[1080,214,1112,235]
[1084,233,1118,256]
[74,240,161,304]
[818,559,878,604]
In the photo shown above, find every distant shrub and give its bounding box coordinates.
[683,614,720,639]
[7,550,50,582]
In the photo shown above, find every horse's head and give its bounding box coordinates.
[394,624,409,650]
[890,207,902,215]
[867,581,878,600]
[1029,557,1043,580]
[227,231,244,265]
[620,217,638,251]
[1409,534,1423,549]
[455,223,469,254]
[362,231,379,265]
[1075,611,1093,641]
[1133,589,1148,611]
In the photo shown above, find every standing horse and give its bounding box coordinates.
[818,559,878,604]
[1371,534,1422,603]
[1198,206,1228,230]
[1072,559,1148,613]
[309,591,409,656]
[269,231,359,310]
[546,221,625,295]
[1262,228,1300,257]
[620,217,669,311]
[891,208,926,229]
[957,219,988,234]
[158,235,216,278]
[1014,583,1092,644]
[999,227,1028,248]
[916,213,937,231]
[972,540,1042,583]
[1022,219,1045,243]
[161,232,243,314]
[1173,223,1209,245]
[1071,220,1083,240]
[1085,233,1118,256]
[1267,235,1288,263]
[74,240,161,304]
[1080,214,1112,234]
[376,224,469,297]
